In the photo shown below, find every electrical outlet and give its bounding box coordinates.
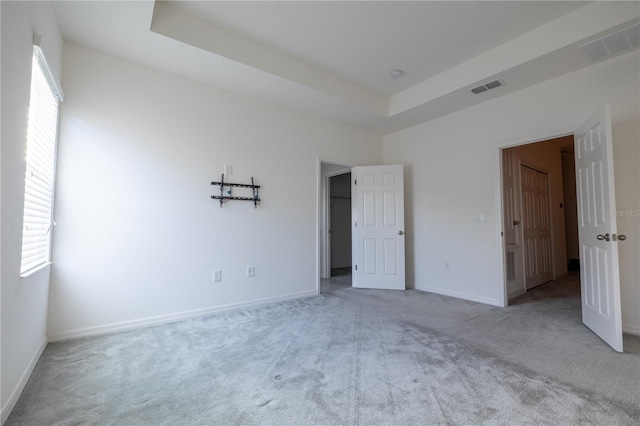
[213,270,222,282]
[247,266,255,277]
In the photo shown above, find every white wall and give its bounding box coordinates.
[48,44,382,339]
[0,1,64,420]
[383,51,640,333]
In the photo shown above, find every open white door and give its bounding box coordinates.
[352,165,405,290]
[502,149,525,299]
[575,105,623,352]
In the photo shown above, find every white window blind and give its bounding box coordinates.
[20,39,63,276]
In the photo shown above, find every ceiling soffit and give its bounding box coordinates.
[57,1,640,134]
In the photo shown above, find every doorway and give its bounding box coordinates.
[329,172,352,278]
[316,161,407,293]
[500,106,624,352]
[501,135,578,300]
[318,160,353,294]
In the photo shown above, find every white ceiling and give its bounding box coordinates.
[172,1,587,96]
[54,1,639,134]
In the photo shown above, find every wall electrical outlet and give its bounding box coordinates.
[247,266,255,277]
[213,270,222,282]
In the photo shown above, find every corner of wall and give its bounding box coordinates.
[1,1,62,419]
[0,338,48,425]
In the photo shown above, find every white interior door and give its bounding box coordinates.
[352,165,405,290]
[521,165,553,289]
[502,149,525,298]
[575,105,623,352]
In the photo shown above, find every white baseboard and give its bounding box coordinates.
[48,290,317,342]
[414,285,502,307]
[1,337,47,425]
[623,323,640,336]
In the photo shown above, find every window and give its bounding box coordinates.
[20,36,64,276]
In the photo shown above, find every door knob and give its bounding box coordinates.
[398,230,404,235]
[513,220,520,225]
[613,234,626,241]
[597,233,610,241]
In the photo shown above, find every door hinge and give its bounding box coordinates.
[355,222,357,228]
[355,265,357,271]
[354,179,357,185]
[501,231,503,237]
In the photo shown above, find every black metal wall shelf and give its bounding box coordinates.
[211,174,261,208]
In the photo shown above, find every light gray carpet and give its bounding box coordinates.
[8,275,640,425]
[321,275,352,294]
[331,274,353,284]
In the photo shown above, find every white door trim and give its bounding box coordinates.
[316,157,353,295]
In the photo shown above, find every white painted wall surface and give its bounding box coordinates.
[383,51,640,333]
[1,1,64,419]
[48,44,382,339]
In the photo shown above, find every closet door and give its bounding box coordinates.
[521,165,553,289]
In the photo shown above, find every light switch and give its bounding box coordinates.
[471,212,487,222]
[224,164,233,176]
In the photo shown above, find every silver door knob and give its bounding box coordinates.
[597,233,610,241]
[613,234,627,241]
[513,220,520,225]
[398,230,404,235]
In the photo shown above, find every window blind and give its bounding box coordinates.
[20,43,63,275]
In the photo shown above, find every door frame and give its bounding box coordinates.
[495,128,574,307]
[316,157,353,295]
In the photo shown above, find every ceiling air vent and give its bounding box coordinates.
[471,79,503,95]
[580,23,640,64]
